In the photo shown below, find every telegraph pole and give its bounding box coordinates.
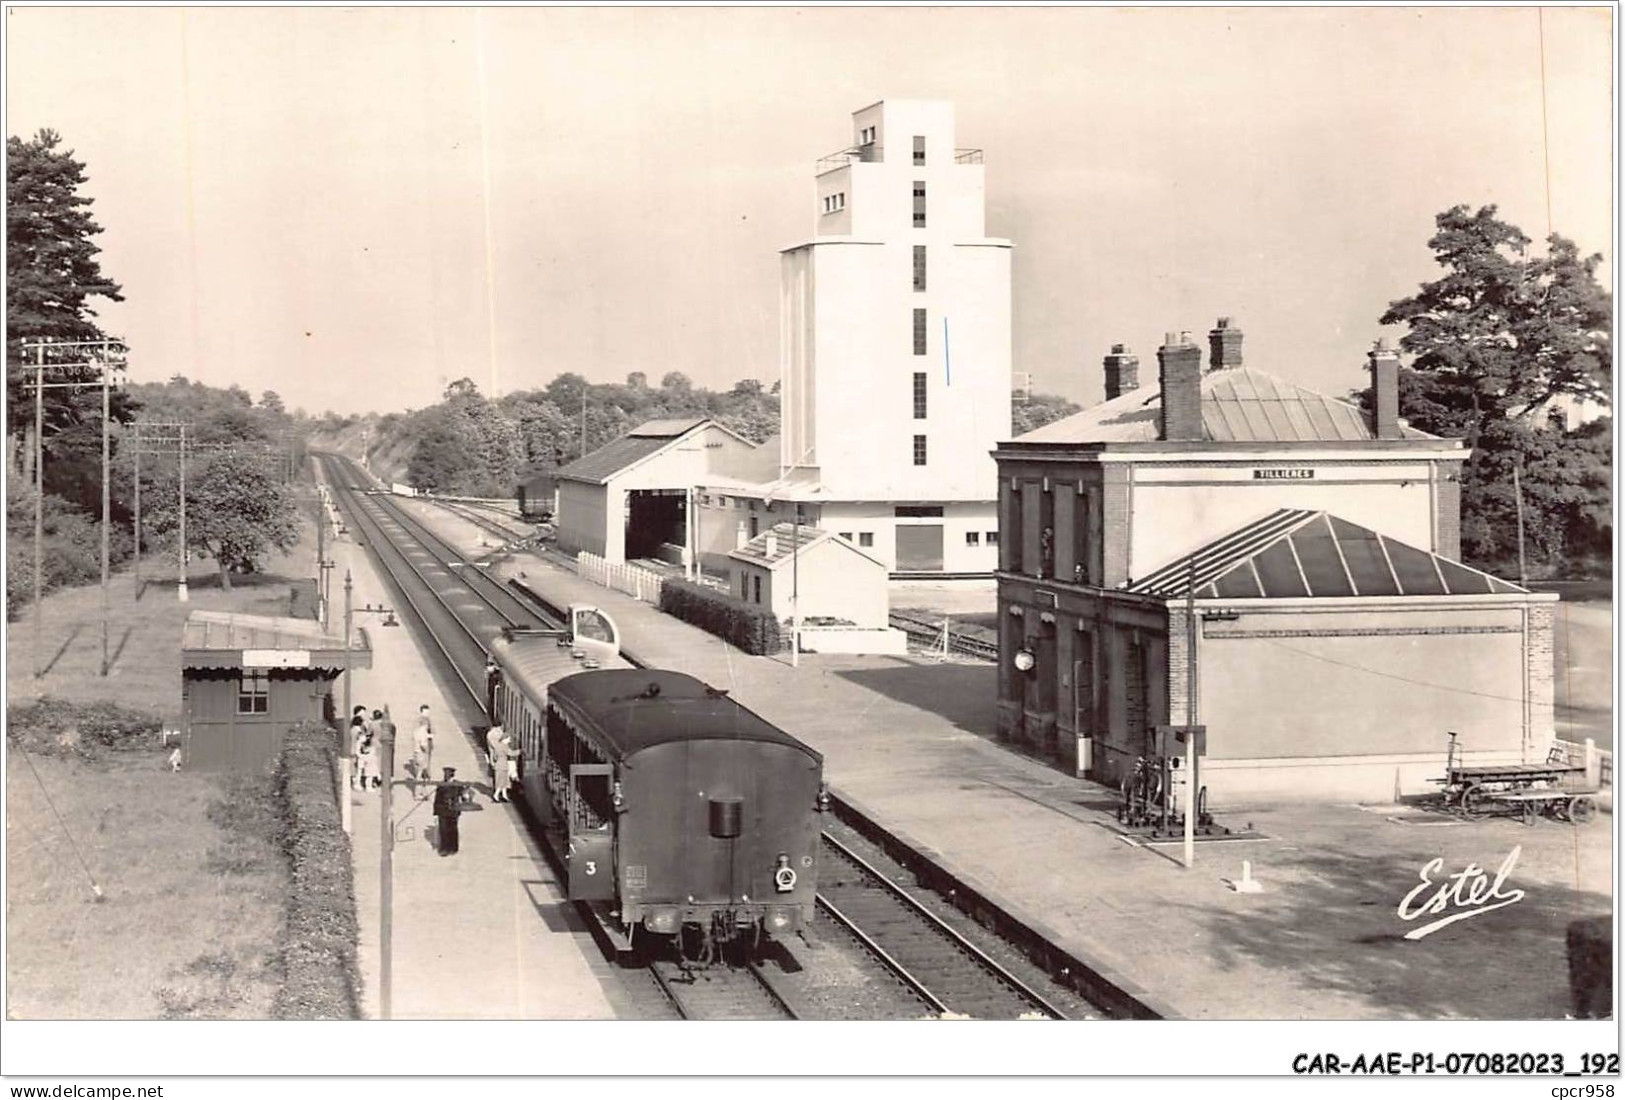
[101,364,111,675]
[20,338,129,677]
[32,340,44,678]
[178,424,189,602]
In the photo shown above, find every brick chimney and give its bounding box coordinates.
[1158,332,1204,442]
[1368,338,1402,439]
[1103,344,1139,400]
[1208,317,1243,371]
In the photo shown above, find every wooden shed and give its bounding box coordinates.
[181,610,372,772]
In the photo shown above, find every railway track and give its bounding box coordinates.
[318,453,1098,1020]
[428,497,536,544]
[816,828,1069,1019]
[888,612,999,661]
[648,959,798,1020]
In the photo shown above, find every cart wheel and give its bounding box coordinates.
[1460,782,1486,819]
[1568,796,1597,825]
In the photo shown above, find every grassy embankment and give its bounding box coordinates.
[5,527,348,1018]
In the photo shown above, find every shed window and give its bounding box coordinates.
[237,671,270,715]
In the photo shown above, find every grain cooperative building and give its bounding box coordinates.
[993,321,1557,802]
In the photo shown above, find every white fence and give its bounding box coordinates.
[577,551,665,604]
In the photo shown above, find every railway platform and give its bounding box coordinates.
[327,519,619,1020]
[412,501,1613,1021]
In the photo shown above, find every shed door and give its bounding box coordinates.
[896,524,943,571]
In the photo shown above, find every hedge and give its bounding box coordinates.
[273,721,360,1020]
[659,577,784,655]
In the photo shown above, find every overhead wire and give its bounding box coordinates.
[16,744,105,901]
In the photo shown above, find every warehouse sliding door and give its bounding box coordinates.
[895,525,944,571]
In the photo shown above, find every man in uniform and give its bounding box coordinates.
[433,767,465,855]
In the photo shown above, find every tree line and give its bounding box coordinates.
[7,130,302,611]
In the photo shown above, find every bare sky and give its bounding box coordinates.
[5,6,1613,416]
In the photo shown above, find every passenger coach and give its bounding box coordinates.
[489,625,825,956]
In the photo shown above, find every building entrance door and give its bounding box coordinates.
[896,524,944,571]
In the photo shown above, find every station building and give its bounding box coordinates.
[553,418,769,566]
[181,610,371,772]
[726,522,905,653]
[695,99,1012,578]
[993,321,1559,802]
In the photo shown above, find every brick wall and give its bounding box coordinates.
[1435,459,1464,560]
[1101,465,1132,586]
[1526,601,1556,755]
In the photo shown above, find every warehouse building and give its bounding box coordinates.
[553,418,769,567]
[694,99,1012,578]
[993,321,1558,802]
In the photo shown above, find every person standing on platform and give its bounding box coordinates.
[409,705,434,800]
[347,705,367,789]
[432,767,464,855]
[487,722,512,802]
[370,709,388,789]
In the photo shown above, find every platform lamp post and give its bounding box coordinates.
[1183,555,1198,871]
[377,708,396,1021]
[20,338,129,678]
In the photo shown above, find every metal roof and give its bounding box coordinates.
[1014,367,1441,445]
[726,522,886,571]
[627,417,706,438]
[1128,509,1529,600]
[181,610,369,670]
[555,434,673,484]
[556,418,759,485]
[548,669,822,762]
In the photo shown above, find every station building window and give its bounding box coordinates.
[913,308,927,355]
[237,671,270,715]
[858,532,874,548]
[912,181,926,226]
[839,532,853,542]
[913,245,926,291]
[966,532,980,546]
[913,372,927,419]
[913,135,926,165]
[987,530,999,545]
[913,435,928,466]
[822,192,846,215]
[752,575,762,604]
